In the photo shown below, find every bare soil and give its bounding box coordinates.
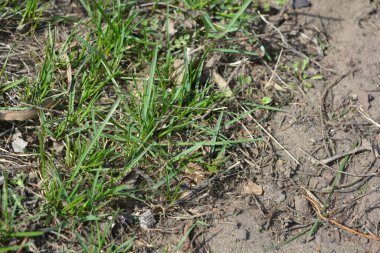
[202,0,380,252]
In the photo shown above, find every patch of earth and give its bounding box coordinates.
[202,0,380,252]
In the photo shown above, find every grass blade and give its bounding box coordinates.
[216,0,252,39]
[70,98,121,181]
[142,45,158,128]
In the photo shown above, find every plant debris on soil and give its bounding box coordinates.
[204,0,380,252]
[1,0,380,252]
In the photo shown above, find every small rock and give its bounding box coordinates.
[11,128,28,153]
[242,180,264,195]
[12,137,28,153]
[292,0,311,9]
[276,180,284,188]
[139,210,155,230]
[0,176,4,186]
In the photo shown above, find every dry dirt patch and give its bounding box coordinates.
[203,0,380,252]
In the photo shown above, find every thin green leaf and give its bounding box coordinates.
[69,98,121,181]
[216,0,252,39]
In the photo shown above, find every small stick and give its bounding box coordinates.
[304,195,380,241]
[265,48,284,89]
[262,60,291,90]
[15,237,29,253]
[299,148,378,177]
[319,146,371,165]
[300,186,323,207]
[356,106,380,128]
[183,221,194,253]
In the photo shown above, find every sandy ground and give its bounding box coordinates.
[203,0,380,252]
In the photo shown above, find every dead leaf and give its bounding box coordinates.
[0,98,56,121]
[0,108,38,121]
[205,54,221,69]
[12,128,22,140]
[183,162,208,185]
[212,70,233,97]
[63,53,72,89]
[53,141,65,154]
[184,19,195,29]
[171,48,196,86]
[266,81,286,91]
[242,180,264,195]
[162,19,177,35]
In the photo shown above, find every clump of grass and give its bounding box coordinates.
[0,0,280,251]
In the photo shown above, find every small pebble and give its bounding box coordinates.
[292,0,311,9]
[139,210,155,230]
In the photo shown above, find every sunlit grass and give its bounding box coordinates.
[0,0,280,251]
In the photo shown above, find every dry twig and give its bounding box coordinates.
[304,195,380,241]
[299,148,379,177]
[356,106,380,128]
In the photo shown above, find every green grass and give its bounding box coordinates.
[0,0,280,251]
[0,0,74,33]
